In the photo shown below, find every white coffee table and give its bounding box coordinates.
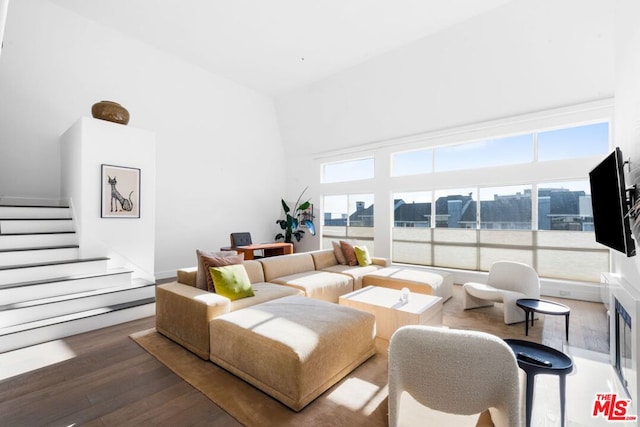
[338,285,443,339]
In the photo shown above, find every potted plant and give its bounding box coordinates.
[275,187,316,243]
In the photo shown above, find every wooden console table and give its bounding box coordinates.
[221,242,293,260]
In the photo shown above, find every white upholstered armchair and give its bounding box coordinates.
[388,325,522,427]
[462,261,540,324]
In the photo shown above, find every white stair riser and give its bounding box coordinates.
[0,272,133,305]
[0,260,108,285]
[0,220,75,234]
[0,303,155,354]
[0,248,79,266]
[0,233,78,250]
[0,207,72,219]
[0,286,155,328]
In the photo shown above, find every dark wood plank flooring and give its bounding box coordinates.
[0,285,609,426]
[0,317,240,427]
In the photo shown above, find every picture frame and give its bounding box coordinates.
[298,203,314,226]
[101,164,140,218]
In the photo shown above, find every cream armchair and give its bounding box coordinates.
[388,325,522,427]
[462,261,540,324]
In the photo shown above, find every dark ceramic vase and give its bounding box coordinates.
[91,101,130,125]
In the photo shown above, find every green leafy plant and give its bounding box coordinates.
[275,187,316,243]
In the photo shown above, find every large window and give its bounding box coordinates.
[322,158,374,183]
[479,185,532,230]
[392,149,432,176]
[435,134,533,172]
[319,103,613,284]
[537,122,609,161]
[390,122,609,282]
[322,194,375,253]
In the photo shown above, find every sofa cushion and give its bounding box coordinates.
[202,253,245,293]
[340,240,358,266]
[321,264,383,290]
[177,266,198,286]
[259,252,315,282]
[269,270,353,302]
[332,240,347,265]
[229,282,303,311]
[243,259,266,283]
[209,264,255,301]
[309,248,339,270]
[195,249,238,289]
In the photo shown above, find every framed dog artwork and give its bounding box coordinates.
[101,164,140,218]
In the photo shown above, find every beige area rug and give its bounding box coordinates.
[130,328,391,426]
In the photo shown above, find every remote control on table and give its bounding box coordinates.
[516,351,552,367]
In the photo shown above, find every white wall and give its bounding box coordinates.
[61,117,156,282]
[613,0,640,292]
[0,0,287,278]
[275,0,615,253]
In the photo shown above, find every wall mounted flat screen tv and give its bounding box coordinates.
[589,147,636,257]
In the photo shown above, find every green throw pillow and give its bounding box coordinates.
[208,264,255,301]
[354,245,372,266]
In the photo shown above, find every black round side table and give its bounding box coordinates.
[516,298,570,340]
[504,339,574,427]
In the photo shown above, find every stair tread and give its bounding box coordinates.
[0,257,109,271]
[0,268,133,290]
[0,217,73,221]
[0,281,156,311]
[0,245,80,254]
[0,198,69,208]
[0,297,155,336]
[0,231,76,236]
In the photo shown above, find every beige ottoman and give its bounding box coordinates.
[209,295,376,411]
[362,267,453,301]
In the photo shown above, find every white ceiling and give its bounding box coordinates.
[48,0,511,96]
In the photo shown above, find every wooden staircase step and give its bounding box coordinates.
[0,245,80,253]
[0,219,74,234]
[0,269,134,305]
[0,246,80,266]
[0,231,76,236]
[0,297,156,353]
[0,198,69,208]
[0,257,109,286]
[0,257,109,271]
[0,281,154,311]
[0,233,78,250]
[0,206,72,219]
[0,268,131,289]
[0,282,156,327]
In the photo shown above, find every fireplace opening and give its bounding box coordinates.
[615,298,633,397]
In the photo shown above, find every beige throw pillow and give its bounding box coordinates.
[195,249,239,289]
[332,240,347,265]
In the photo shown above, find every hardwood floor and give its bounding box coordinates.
[0,317,240,427]
[0,285,609,426]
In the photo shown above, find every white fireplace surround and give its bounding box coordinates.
[604,273,640,407]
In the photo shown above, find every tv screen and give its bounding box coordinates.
[589,147,636,257]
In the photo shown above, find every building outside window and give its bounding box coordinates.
[322,194,375,253]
